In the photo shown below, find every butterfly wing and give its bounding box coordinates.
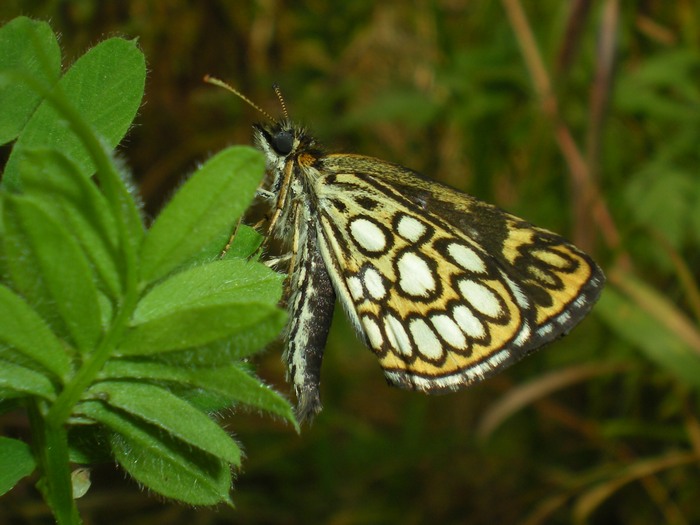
[311,153,605,392]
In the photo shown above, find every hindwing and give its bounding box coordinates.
[308,154,604,392]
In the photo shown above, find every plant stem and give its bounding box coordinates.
[29,402,82,525]
[47,295,136,425]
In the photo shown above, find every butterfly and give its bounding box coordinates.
[206,77,605,422]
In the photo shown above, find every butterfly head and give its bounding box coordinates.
[253,120,319,174]
[253,120,298,158]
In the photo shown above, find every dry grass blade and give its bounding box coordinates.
[609,267,700,357]
[476,362,627,440]
[573,452,698,524]
[521,492,572,525]
[684,412,700,458]
[651,229,700,325]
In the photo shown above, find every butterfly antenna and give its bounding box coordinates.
[203,75,275,122]
[272,83,289,119]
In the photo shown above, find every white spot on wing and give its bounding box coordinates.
[347,276,363,301]
[397,252,436,297]
[396,215,427,242]
[363,267,386,300]
[513,323,532,346]
[458,280,502,318]
[503,273,529,309]
[537,323,553,336]
[386,315,412,356]
[350,218,387,253]
[362,316,383,349]
[409,319,443,360]
[452,305,486,339]
[448,243,487,274]
[431,314,467,349]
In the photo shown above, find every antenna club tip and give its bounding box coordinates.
[203,74,224,86]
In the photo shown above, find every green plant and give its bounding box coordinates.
[0,16,294,524]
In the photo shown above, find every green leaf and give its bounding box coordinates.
[100,360,298,430]
[77,400,233,505]
[3,37,146,188]
[120,301,284,355]
[0,360,57,400]
[597,276,700,389]
[625,164,699,249]
[0,17,61,145]
[223,224,264,260]
[120,258,285,355]
[195,364,298,430]
[0,284,70,378]
[86,380,241,464]
[0,437,36,496]
[0,196,5,273]
[3,195,102,353]
[157,314,287,365]
[139,146,265,283]
[615,49,700,121]
[16,148,122,299]
[133,258,282,321]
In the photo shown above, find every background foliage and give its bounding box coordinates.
[1,1,699,524]
[0,14,296,523]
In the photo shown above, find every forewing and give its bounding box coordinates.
[312,154,605,392]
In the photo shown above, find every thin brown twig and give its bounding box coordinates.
[586,0,618,196]
[556,0,593,73]
[500,0,622,255]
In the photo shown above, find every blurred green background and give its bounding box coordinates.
[2,1,700,524]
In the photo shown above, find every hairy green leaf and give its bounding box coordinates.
[139,146,265,283]
[100,360,297,429]
[16,149,122,298]
[3,37,146,188]
[77,400,233,505]
[133,258,282,321]
[0,17,60,145]
[3,195,102,353]
[223,224,264,260]
[0,437,36,496]
[0,284,70,378]
[0,360,57,400]
[120,301,284,355]
[87,381,241,464]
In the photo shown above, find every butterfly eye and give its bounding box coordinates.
[272,130,294,155]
